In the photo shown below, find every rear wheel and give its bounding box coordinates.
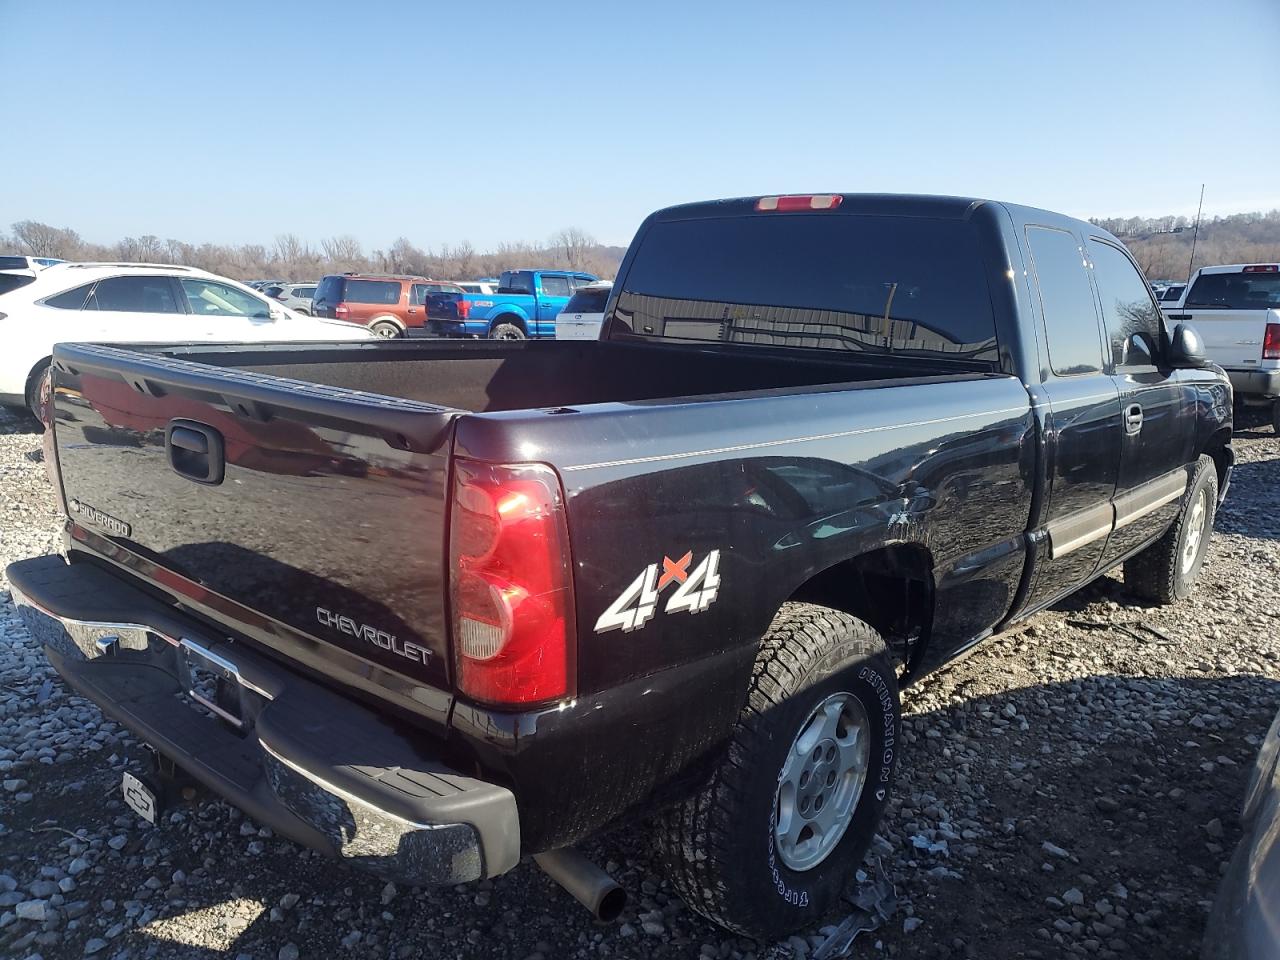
[1124,455,1217,604]
[370,320,402,339]
[1271,399,1280,434]
[489,322,526,340]
[24,359,51,425]
[653,602,899,939]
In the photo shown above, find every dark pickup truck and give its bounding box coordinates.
[8,193,1233,939]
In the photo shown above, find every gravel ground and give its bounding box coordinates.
[1,403,1278,960]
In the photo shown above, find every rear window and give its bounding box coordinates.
[564,287,611,314]
[343,279,402,305]
[0,256,29,270]
[1185,271,1280,310]
[0,274,36,296]
[614,214,998,362]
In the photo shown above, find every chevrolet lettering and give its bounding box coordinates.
[315,607,430,665]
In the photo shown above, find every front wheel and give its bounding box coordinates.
[653,602,900,939]
[1124,454,1218,604]
[25,360,51,425]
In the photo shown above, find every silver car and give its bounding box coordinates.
[265,282,318,316]
[1203,704,1280,959]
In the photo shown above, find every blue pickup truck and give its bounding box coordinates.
[427,269,598,339]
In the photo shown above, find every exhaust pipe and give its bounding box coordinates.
[534,848,627,921]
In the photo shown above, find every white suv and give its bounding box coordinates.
[0,262,372,416]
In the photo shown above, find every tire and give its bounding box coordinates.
[370,320,402,339]
[24,359,51,425]
[1124,454,1218,605]
[489,321,527,340]
[1271,400,1280,434]
[653,602,900,939]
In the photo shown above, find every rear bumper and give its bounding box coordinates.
[5,554,520,885]
[1225,368,1280,398]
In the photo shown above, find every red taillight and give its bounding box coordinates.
[756,194,843,212]
[1243,265,1279,274]
[335,302,349,318]
[1264,323,1280,360]
[456,299,470,320]
[448,460,575,706]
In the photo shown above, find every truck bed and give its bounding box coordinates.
[125,337,983,411]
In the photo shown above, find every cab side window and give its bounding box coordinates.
[1087,240,1164,368]
[540,276,571,297]
[1026,226,1104,376]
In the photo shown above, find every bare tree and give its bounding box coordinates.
[12,220,82,258]
[552,227,596,269]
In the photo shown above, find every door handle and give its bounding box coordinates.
[166,420,225,485]
[1124,403,1143,435]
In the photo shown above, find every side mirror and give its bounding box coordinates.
[1126,333,1156,367]
[1168,323,1209,368]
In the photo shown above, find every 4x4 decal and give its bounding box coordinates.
[594,549,722,634]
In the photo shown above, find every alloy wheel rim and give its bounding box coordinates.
[773,692,870,872]
[1181,488,1209,575]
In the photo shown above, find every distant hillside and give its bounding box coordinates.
[1092,210,1280,282]
[0,222,627,283]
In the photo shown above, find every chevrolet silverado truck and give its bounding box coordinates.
[1161,263,1280,431]
[7,193,1233,939]
[426,269,597,339]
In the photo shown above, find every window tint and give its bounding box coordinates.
[1159,284,1184,302]
[1185,271,1280,309]
[1088,240,1163,368]
[89,276,180,314]
[564,286,610,314]
[540,275,571,297]
[343,279,402,304]
[295,287,315,298]
[314,276,342,303]
[1026,227,1102,376]
[263,285,284,298]
[0,256,29,270]
[615,214,998,362]
[180,279,270,318]
[0,275,36,296]
[498,272,533,294]
[42,282,94,308]
[34,258,62,267]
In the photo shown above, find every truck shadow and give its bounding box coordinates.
[0,405,39,437]
[91,670,1277,960]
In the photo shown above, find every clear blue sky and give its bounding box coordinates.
[3,0,1278,252]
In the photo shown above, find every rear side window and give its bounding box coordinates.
[1025,226,1103,376]
[614,213,998,362]
[88,276,180,314]
[1185,271,1280,309]
[295,286,315,298]
[42,282,94,308]
[540,276,571,297]
[499,272,534,295]
[1088,240,1163,368]
[343,279,402,304]
[0,256,29,270]
[564,287,610,314]
[0,274,36,296]
[314,276,342,303]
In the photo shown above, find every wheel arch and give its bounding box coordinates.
[787,543,936,672]
[489,313,527,334]
[1200,426,1233,489]
[369,314,405,332]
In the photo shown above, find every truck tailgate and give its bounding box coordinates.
[48,343,463,725]
[1165,305,1279,370]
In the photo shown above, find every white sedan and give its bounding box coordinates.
[0,262,373,416]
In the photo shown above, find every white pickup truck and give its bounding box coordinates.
[1162,263,1280,430]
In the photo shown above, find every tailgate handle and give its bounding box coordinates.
[166,420,225,485]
